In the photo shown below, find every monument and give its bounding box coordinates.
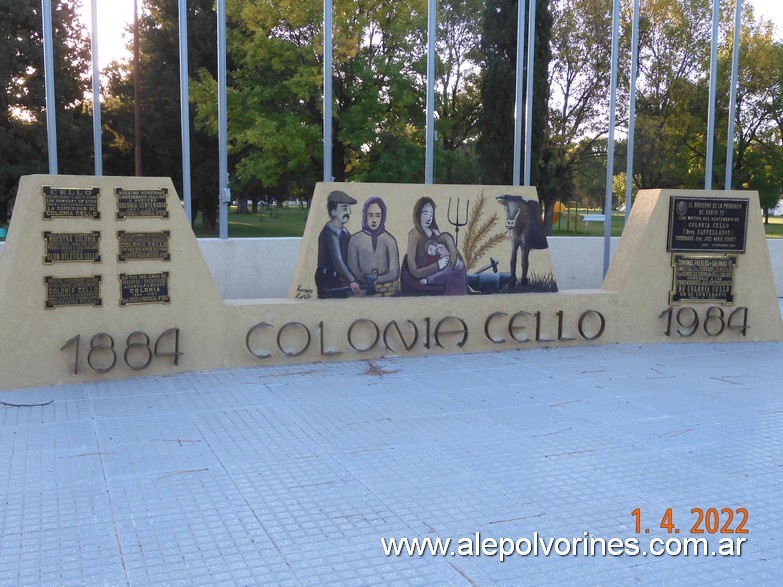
[0,176,780,391]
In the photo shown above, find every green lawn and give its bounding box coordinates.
[552,210,783,239]
[191,204,310,238]
[2,204,782,241]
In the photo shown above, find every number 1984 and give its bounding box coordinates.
[659,306,748,337]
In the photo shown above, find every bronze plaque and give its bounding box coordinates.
[42,186,100,220]
[43,231,101,264]
[670,254,737,305]
[668,197,748,253]
[115,188,169,219]
[119,272,170,305]
[44,275,102,309]
[117,230,171,262]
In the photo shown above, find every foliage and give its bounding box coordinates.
[0,0,93,221]
[478,0,552,188]
[101,0,220,230]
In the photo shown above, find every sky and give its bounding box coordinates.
[79,0,782,71]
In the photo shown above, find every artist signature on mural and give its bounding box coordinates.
[295,285,313,300]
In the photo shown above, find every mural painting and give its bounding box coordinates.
[297,183,559,300]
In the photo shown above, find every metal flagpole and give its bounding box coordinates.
[523,0,536,186]
[705,0,720,189]
[603,0,620,277]
[41,0,58,174]
[512,0,527,186]
[217,0,229,239]
[133,0,142,175]
[625,0,640,222]
[725,0,743,189]
[179,0,192,222]
[90,0,102,175]
[425,0,436,184]
[324,0,333,182]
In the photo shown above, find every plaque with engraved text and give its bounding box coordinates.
[668,197,748,253]
[115,188,169,219]
[670,254,737,305]
[119,272,170,305]
[44,275,102,309]
[42,186,100,220]
[117,230,171,262]
[43,231,101,264]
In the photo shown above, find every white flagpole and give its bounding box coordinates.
[425,0,436,184]
[625,0,640,222]
[725,0,742,189]
[179,0,192,222]
[217,0,229,239]
[705,0,720,189]
[324,0,333,182]
[523,0,536,186]
[603,0,620,277]
[41,0,58,174]
[512,0,527,186]
[90,0,102,175]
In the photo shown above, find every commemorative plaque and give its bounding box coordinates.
[115,188,169,219]
[43,231,101,264]
[44,275,102,308]
[670,254,737,304]
[117,230,171,262]
[668,197,748,253]
[119,272,170,305]
[42,186,100,220]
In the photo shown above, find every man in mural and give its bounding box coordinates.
[346,196,400,296]
[315,190,360,298]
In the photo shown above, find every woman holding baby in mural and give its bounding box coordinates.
[400,196,467,296]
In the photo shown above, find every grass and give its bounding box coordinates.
[191,204,309,238]
[552,210,783,239]
[2,205,782,242]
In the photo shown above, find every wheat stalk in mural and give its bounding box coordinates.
[459,192,507,272]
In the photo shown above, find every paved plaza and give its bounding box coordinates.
[1,308,782,585]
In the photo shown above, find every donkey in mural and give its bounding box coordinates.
[495,195,549,288]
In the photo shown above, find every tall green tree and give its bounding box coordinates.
[1,0,93,221]
[101,0,220,230]
[189,0,428,199]
[434,0,484,183]
[716,5,783,211]
[539,0,613,221]
[478,0,552,192]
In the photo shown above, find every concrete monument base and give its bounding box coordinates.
[0,176,780,391]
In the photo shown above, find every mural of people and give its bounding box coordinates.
[400,197,468,296]
[346,196,400,296]
[315,190,360,298]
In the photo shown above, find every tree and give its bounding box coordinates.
[539,0,613,224]
[1,0,93,221]
[188,0,429,199]
[101,0,220,230]
[478,0,552,190]
[434,0,484,183]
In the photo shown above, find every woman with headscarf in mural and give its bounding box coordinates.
[400,196,467,296]
[346,196,400,296]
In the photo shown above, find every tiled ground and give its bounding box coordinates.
[1,335,782,585]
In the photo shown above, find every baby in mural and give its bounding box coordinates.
[417,237,451,286]
[346,196,400,296]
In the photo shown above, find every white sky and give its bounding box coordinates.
[79,0,782,72]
